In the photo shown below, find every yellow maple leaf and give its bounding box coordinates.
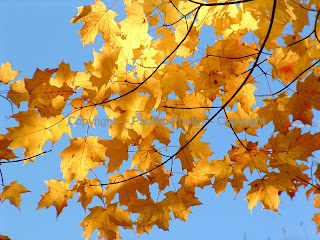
[164,188,202,221]
[225,103,263,136]
[209,156,232,196]
[7,80,29,108]
[8,68,74,117]
[288,0,309,34]
[72,178,103,210]
[179,158,213,192]
[149,124,172,146]
[245,172,296,213]
[6,110,71,161]
[203,37,256,73]
[128,112,155,139]
[175,20,200,57]
[99,138,129,173]
[106,90,149,140]
[37,180,72,217]
[257,92,291,134]
[104,170,150,206]
[120,0,149,49]
[153,28,177,62]
[176,127,213,171]
[91,44,120,84]
[156,62,194,99]
[50,60,77,88]
[195,66,225,102]
[268,48,299,84]
[266,128,320,163]
[147,162,171,191]
[60,136,107,182]
[228,140,269,174]
[221,74,257,114]
[157,0,181,25]
[208,156,248,197]
[0,62,20,84]
[69,98,99,126]
[231,162,248,197]
[80,204,133,240]
[1,181,30,209]
[131,141,162,172]
[70,0,120,45]
[128,197,171,234]
[288,74,320,125]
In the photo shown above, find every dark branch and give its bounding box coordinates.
[188,0,255,7]
[0,149,53,164]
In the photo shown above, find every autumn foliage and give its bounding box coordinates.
[1,0,320,239]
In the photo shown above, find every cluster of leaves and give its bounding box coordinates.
[1,0,320,239]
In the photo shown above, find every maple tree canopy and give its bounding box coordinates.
[1,0,320,239]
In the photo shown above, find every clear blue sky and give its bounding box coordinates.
[0,1,319,240]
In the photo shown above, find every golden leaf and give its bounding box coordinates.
[37,180,72,217]
[0,62,20,84]
[70,0,120,45]
[1,181,30,209]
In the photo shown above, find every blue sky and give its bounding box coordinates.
[0,0,319,240]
